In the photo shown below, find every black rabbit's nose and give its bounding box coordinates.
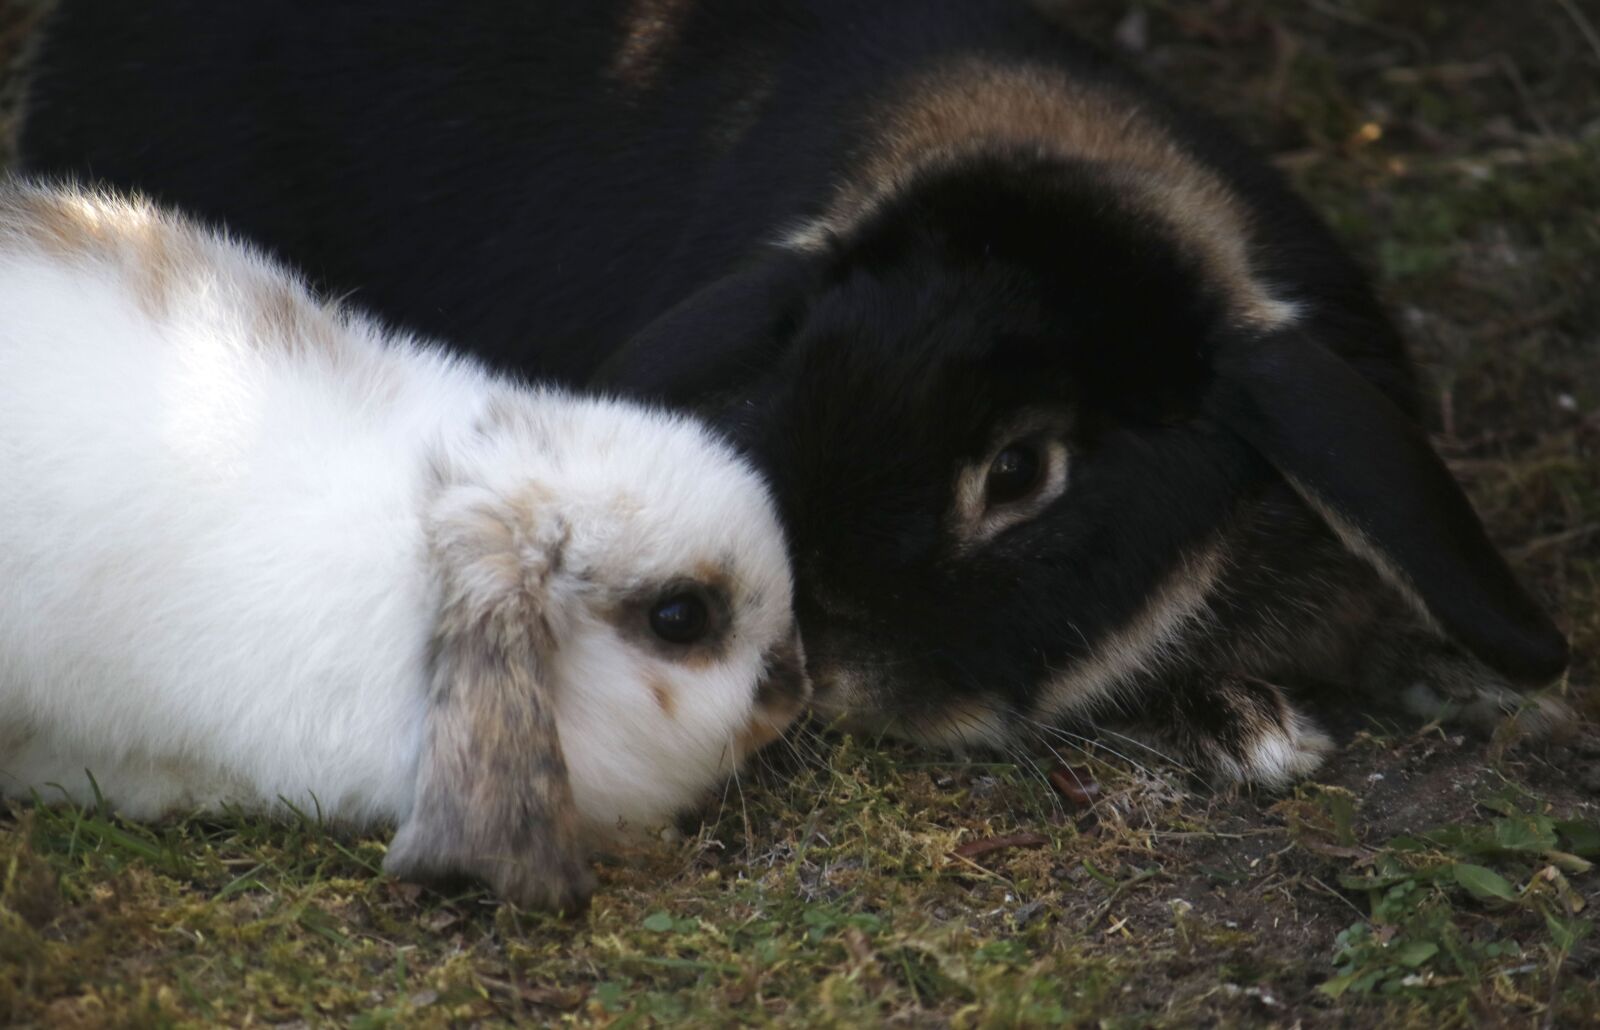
[794,576,875,629]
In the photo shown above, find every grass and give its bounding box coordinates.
[4,736,1597,1026]
[2,0,1598,1025]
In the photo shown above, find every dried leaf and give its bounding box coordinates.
[952,833,1049,860]
[1047,766,1100,807]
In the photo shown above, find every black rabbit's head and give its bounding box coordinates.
[599,152,1566,748]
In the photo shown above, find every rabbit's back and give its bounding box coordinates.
[0,187,481,823]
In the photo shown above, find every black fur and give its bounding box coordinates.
[19,0,1567,775]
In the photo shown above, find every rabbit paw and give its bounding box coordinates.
[1144,672,1332,788]
[1218,708,1333,787]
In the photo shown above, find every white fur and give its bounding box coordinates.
[1225,714,1334,788]
[0,183,797,844]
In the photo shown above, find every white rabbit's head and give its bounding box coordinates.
[385,387,805,911]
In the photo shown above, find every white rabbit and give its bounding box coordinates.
[0,182,808,911]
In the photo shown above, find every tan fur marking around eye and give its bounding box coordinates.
[948,415,1072,551]
[610,0,695,92]
[693,560,733,590]
[786,60,1298,330]
[1037,542,1227,723]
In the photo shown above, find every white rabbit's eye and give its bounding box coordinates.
[650,592,711,644]
[986,442,1042,505]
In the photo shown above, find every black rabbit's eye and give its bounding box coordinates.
[986,443,1042,504]
[649,593,710,644]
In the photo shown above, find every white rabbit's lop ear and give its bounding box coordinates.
[384,484,594,913]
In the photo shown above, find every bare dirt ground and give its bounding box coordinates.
[2,1,1597,1026]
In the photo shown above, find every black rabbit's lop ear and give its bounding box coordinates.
[592,250,818,405]
[384,485,593,913]
[1208,331,1568,685]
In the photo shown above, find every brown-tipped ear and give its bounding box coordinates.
[384,487,593,913]
[1207,331,1568,685]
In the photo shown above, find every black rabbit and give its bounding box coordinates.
[18,0,1568,783]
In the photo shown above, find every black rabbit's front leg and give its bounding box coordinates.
[1133,671,1332,787]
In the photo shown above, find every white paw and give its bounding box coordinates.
[1223,714,1334,788]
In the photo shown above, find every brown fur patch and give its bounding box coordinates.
[432,483,568,620]
[0,185,355,363]
[786,59,1298,330]
[609,0,695,92]
[648,673,677,717]
[0,185,190,316]
[735,714,784,757]
[693,560,736,597]
[248,277,345,361]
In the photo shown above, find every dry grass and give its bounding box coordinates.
[2,1,1598,1026]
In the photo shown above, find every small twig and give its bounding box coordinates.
[628,956,742,975]
[951,832,1050,860]
[1553,0,1600,64]
[1089,866,1164,921]
[1465,299,1571,343]
[1511,523,1600,560]
[1266,22,1300,109]
[1303,0,1430,59]
[1381,61,1499,86]
[945,850,1015,885]
[1495,53,1557,139]
[475,974,589,1011]
[1304,875,1369,920]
